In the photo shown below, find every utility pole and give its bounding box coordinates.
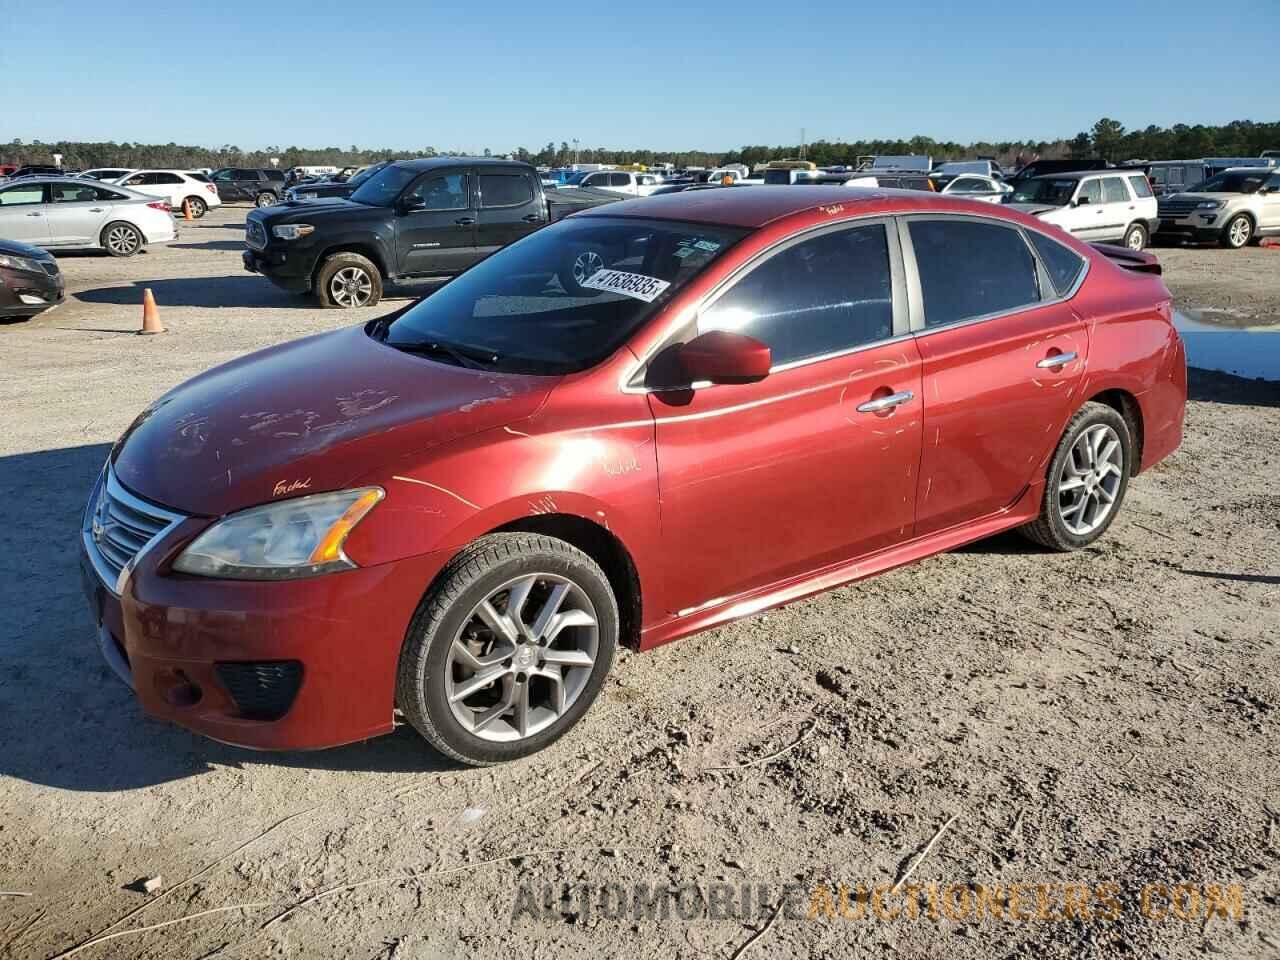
[573,139,579,164]
[800,128,806,160]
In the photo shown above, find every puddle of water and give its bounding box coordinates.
[1174,308,1280,381]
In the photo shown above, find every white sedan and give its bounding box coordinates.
[930,173,1012,204]
[112,170,222,218]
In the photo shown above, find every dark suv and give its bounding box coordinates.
[243,157,619,307]
[210,168,287,207]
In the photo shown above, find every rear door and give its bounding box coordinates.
[1262,173,1280,230]
[394,168,478,276]
[1097,176,1134,242]
[44,180,115,245]
[476,169,544,255]
[0,181,51,244]
[902,215,1087,535]
[649,219,922,613]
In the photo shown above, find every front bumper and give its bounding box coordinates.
[79,475,449,750]
[0,264,64,317]
[243,248,313,293]
[1155,213,1223,242]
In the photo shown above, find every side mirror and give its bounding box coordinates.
[678,330,771,385]
[398,197,426,215]
[1073,196,1089,206]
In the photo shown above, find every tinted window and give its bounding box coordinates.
[187,172,211,182]
[211,169,235,181]
[155,172,183,184]
[1127,175,1153,198]
[234,169,256,180]
[0,185,44,205]
[479,173,533,207]
[380,216,747,375]
[1028,231,1086,298]
[264,170,285,181]
[1076,180,1103,204]
[608,173,628,187]
[952,177,990,192]
[909,219,1041,328]
[700,224,894,365]
[1268,174,1280,191]
[583,173,608,187]
[405,173,470,211]
[1102,178,1129,203]
[350,164,420,206]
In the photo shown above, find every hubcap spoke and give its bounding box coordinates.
[1057,423,1124,535]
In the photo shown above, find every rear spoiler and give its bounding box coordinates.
[1090,243,1162,275]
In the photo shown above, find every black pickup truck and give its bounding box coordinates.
[243,158,621,307]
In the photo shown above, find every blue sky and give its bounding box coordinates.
[6,0,1278,151]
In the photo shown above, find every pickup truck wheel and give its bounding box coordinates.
[1222,214,1253,249]
[1122,222,1148,251]
[316,253,382,308]
[396,532,618,765]
[254,192,277,208]
[183,196,207,218]
[558,246,608,296]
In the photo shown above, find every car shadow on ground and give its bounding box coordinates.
[169,240,247,252]
[1187,368,1279,407]
[0,442,463,792]
[74,276,314,310]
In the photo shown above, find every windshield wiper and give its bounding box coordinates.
[388,338,499,370]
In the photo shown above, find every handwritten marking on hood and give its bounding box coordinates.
[273,478,312,497]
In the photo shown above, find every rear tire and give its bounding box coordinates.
[315,252,382,308]
[396,533,618,765]
[101,221,143,257]
[184,196,207,218]
[1122,222,1148,251]
[1019,401,1132,552]
[1221,214,1253,249]
[255,191,276,208]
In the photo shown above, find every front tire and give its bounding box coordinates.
[1122,222,1148,251]
[315,252,382,308]
[396,533,619,765]
[101,221,143,257]
[1019,401,1132,551]
[1222,214,1253,249]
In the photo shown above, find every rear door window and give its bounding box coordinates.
[699,223,895,365]
[610,173,631,187]
[479,173,533,208]
[1102,178,1130,203]
[1027,230,1087,297]
[908,219,1042,329]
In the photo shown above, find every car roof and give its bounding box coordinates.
[575,185,1018,229]
[394,157,533,172]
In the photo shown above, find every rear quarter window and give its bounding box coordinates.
[1027,231,1087,298]
[1127,175,1153,199]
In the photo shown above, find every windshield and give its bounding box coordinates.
[375,216,749,375]
[349,164,419,206]
[1188,171,1267,194]
[1008,178,1076,205]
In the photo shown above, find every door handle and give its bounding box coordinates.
[522,214,544,223]
[455,217,476,226]
[26,212,42,217]
[1036,351,1077,369]
[89,207,105,212]
[856,390,914,413]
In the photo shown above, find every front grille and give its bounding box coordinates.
[215,661,304,721]
[83,468,185,594]
[40,260,59,277]
[1158,199,1201,218]
[245,218,267,251]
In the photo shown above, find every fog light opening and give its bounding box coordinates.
[158,670,203,708]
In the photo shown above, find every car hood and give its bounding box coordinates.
[0,237,54,259]
[250,197,378,224]
[1164,191,1239,202]
[112,325,556,516]
[1005,202,1062,217]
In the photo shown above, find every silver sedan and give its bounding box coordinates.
[0,177,177,256]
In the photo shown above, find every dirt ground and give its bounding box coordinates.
[1,208,1278,960]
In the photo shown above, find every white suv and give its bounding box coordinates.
[111,170,222,218]
[1007,171,1158,249]
[575,170,665,196]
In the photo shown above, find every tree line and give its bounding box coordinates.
[6,119,1277,172]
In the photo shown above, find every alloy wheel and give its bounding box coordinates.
[330,267,373,307]
[572,250,604,285]
[1126,227,1145,250]
[1228,217,1251,248]
[1056,424,1124,536]
[445,573,599,742]
[106,225,140,255]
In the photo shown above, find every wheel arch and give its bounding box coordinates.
[313,242,389,283]
[1085,387,1144,468]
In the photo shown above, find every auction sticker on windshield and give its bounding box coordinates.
[581,269,671,303]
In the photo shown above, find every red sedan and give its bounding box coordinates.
[82,187,1186,764]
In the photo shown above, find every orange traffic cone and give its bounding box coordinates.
[182,199,193,221]
[139,288,165,335]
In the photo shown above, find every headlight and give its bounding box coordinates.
[173,487,383,580]
[0,253,45,273]
[272,223,315,240]
[1195,200,1222,210]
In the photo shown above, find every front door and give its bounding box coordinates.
[44,181,114,246]
[649,219,922,615]
[475,169,544,256]
[395,169,478,276]
[902,216,1087,535]
[0,182,50,244]
[1067,177,1107,240]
